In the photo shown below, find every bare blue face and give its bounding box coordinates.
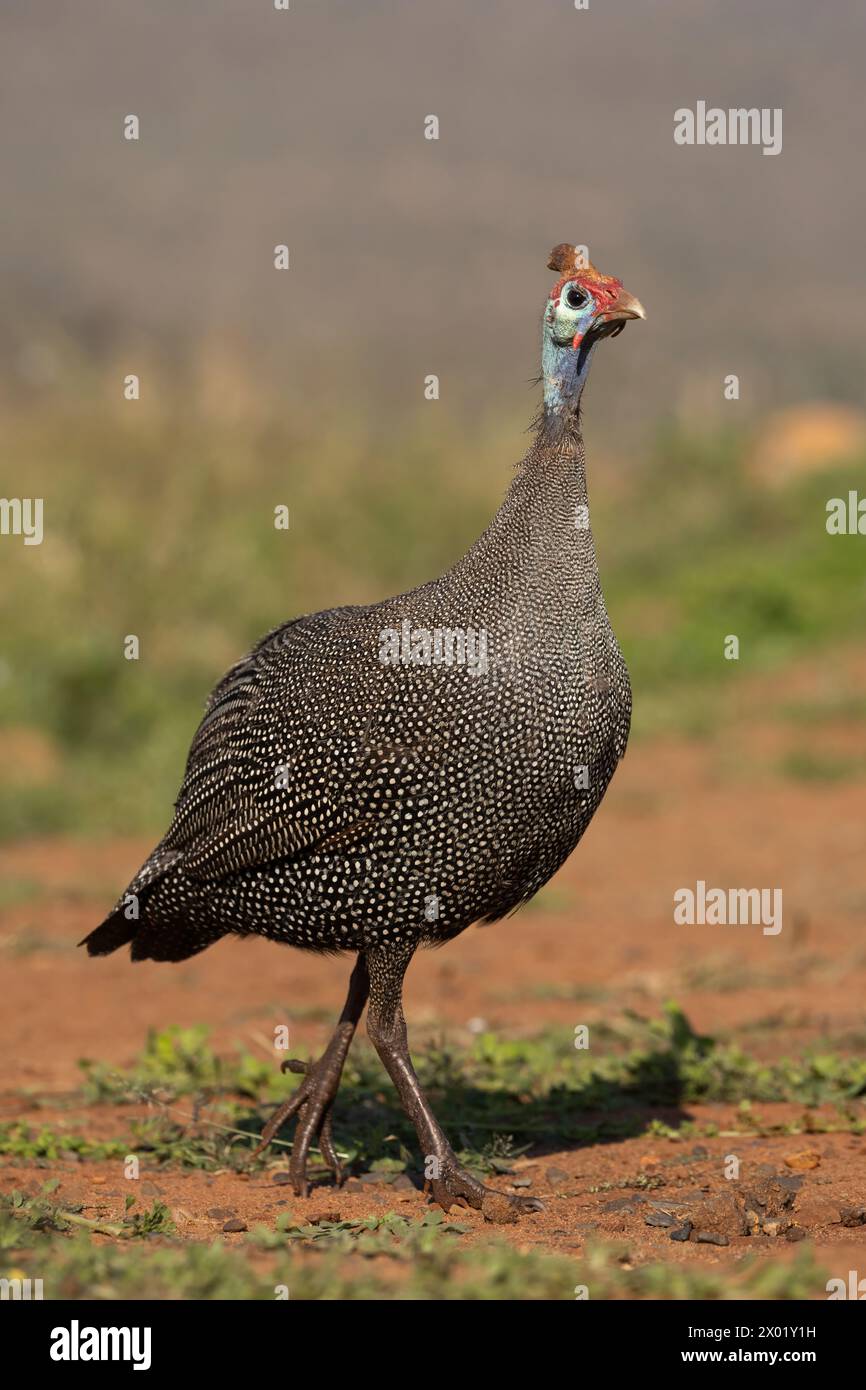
[541,272,645,416]
[545,280,598,347]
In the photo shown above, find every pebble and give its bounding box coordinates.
[761,1219,786,1237]
[391,1174,416,1192]
[645,1210,677,1228]
[792,1195,842,1226]
[222,1219,247,1233]
[784,1149,821,1172]
[602,1197,638,1213]
[545,1167,570,1188]
[670,1222,693,1242]
[693,1231,729,1246]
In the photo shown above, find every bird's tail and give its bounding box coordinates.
[80,844,183,957]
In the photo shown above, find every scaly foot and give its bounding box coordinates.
[251,1041,350,1195]
[424,1153,545,1215]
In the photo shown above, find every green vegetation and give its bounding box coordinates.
[1,1185,175,1241]
[0,1188,827,1300]
[1,1007,855,1300]
[1,1008,856,1178]
[1,406,864,839]
[778,750,866,783]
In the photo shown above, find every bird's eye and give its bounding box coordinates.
[565,285,589,310]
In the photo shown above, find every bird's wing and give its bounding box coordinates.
[162,609,432,884]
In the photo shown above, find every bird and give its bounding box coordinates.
[83,243,645,1215]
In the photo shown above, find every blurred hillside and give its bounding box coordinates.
[2,0,865,434]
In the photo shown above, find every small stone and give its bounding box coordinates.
[342,1178,365,1194]
[785,1226,807,1242]
[391,1174,416,1192]
[784,1149,821,1172]
[602,1197,638,1213]
[744,1208,762,1235]
[670,1222,693,1242]
[761,1219,785,1237]
[741,1168,800,1225]
[272,1172,293,1186]
[207,1207,236,1220]
[840,1206,866,1227]
[687,1191,748,1238]
[511,1177,533,1189]
[309,1210,341,1224]
[693,1230,729,1246]
[776,1174,804,1201]
[545,1166,570,1188]
[792,1195,842,1227]
[222,1219,247,1233]
[645,1210,677,1228]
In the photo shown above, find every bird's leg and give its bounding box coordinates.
[365,942,543,1215]
[252,953,369,1195]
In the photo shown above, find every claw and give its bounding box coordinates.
[515,1195,545,1213]
[280,1057,309,1076]
[249,1084,308,1159]
[317,1108,343,1182]
[252,1051,349,1193]
[424,1158,545,1216]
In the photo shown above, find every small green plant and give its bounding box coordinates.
[0,1186,176,1242]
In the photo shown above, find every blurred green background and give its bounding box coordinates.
[2,393,864,841]
[1,0,864,843]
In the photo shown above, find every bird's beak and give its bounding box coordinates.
[599,287,646,326]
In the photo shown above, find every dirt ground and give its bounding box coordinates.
[2,697,865,1295]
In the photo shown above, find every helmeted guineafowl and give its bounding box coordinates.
[83,243,645,1214]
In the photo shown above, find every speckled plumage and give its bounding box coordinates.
[85,251,636,969]
[85,422,630,963]
[84,244,644,1212]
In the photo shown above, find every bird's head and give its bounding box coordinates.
[541,243,645,421]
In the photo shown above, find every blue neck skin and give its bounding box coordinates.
[542,331,597,419]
